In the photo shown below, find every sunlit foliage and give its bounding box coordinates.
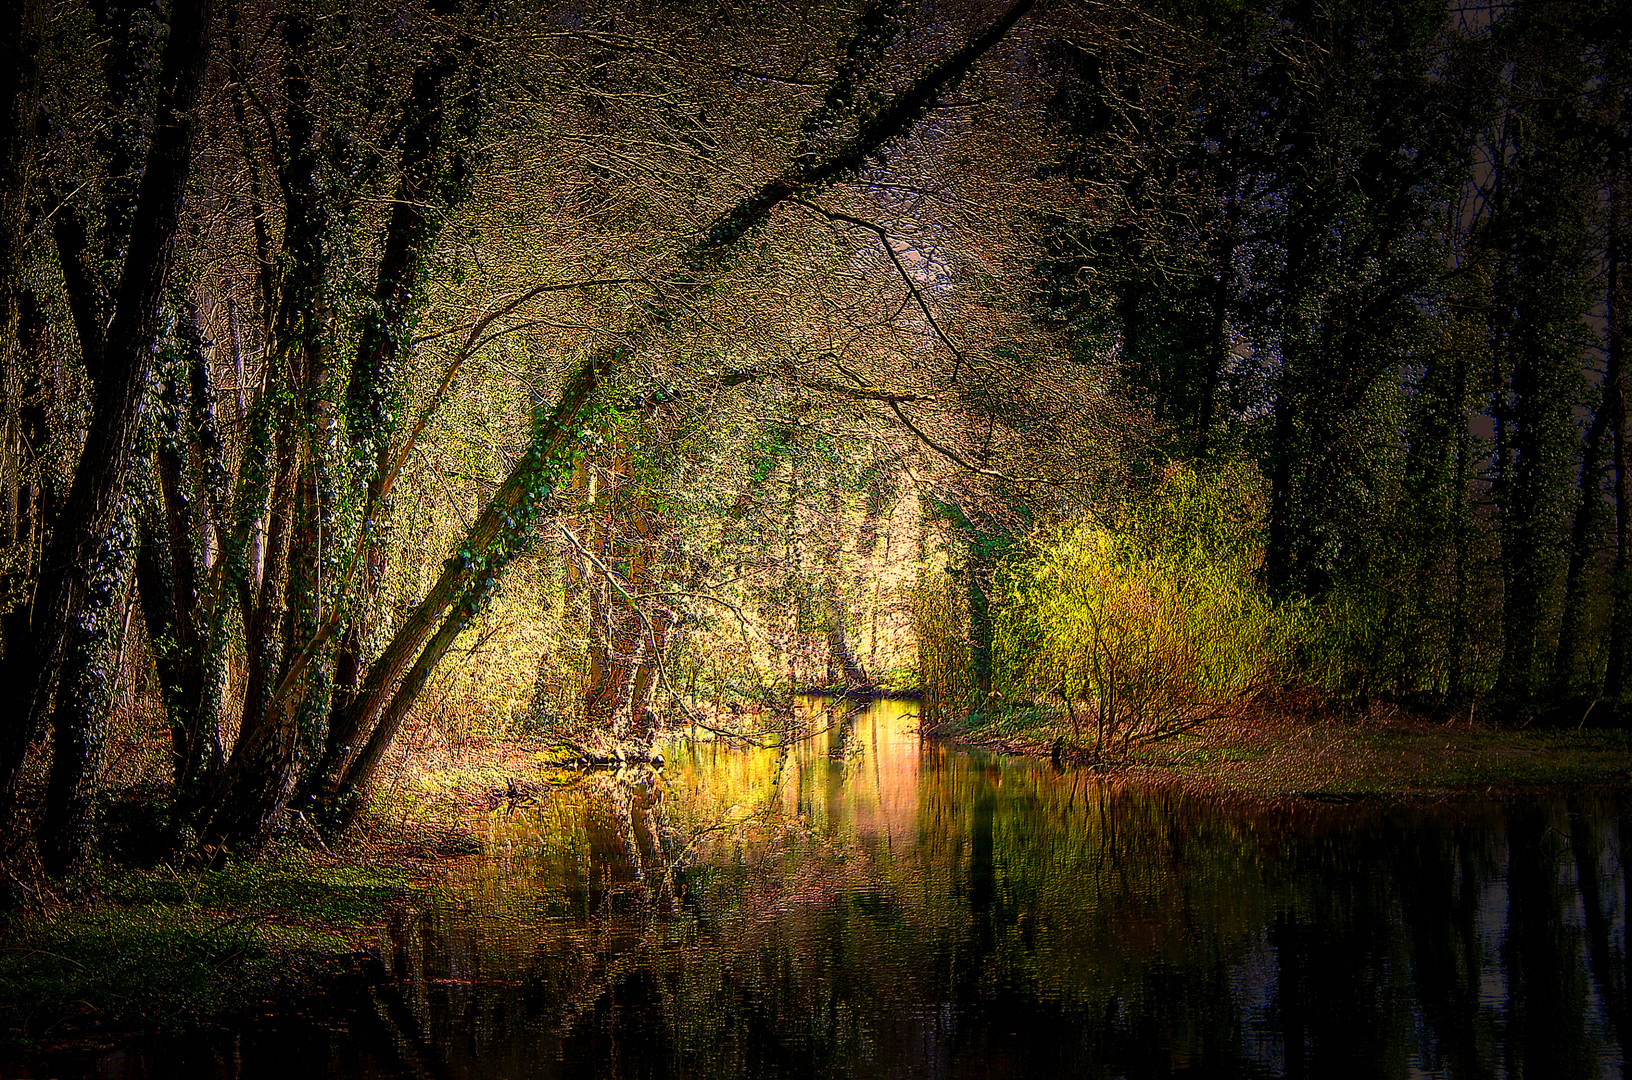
[989,464,1302,752]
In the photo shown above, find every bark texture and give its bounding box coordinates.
[2,0,216,840]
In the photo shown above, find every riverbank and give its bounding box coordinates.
[0,819,481,1055]
[0,725,653,1056]
[927,706,1632,798]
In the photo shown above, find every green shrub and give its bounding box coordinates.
[993,463,1303,751]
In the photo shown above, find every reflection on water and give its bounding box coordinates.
[19,700,1632,1077]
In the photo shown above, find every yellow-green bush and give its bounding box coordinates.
[993,463,1303,751]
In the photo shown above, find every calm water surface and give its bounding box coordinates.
[17,700,1632,1078]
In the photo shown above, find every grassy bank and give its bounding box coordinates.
[0,821,482,1054]
[0,720,603,1056]
[931,707,1632,798]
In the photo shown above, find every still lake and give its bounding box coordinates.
[21,699,1632,1078]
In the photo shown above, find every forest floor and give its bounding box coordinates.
[0,817,480,1055]
[931,704,1632,799]
[0,723,636,1056]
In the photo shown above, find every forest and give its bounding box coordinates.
[0,0,1626,884]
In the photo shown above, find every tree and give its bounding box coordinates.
[1479,0,1604,709]
[1,0,215,864]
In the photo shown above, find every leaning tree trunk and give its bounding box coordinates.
[319,358,606,829]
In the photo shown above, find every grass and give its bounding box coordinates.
[0,716,580,1056]
[0,845,416,1052]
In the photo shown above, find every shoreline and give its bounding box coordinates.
[922,707,1632,800]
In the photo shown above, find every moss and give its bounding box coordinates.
[0,854,410,1051]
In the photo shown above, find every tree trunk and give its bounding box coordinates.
[966,525,1002,698]
[576,436,676,737]
[1552,331,1612,693]
[38,507,139,874]
[0,0,45,738]
[0,0,44,382]
[1195,160,1238,459]
[141,331,210,785]
[2,0,214,836]
[319,361,603,827]
[616,480,676,738]
[1447,322,1474,701]
[825,598,871,689]
[1265,364,1300,597]
[199,414,299,848]
[581,445,633,728]
[0,293,52,669]
[1606,163,1630,701]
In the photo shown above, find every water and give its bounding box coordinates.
[14,699,1632,1077]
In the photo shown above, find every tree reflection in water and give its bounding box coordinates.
[27,699,1632,1078]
